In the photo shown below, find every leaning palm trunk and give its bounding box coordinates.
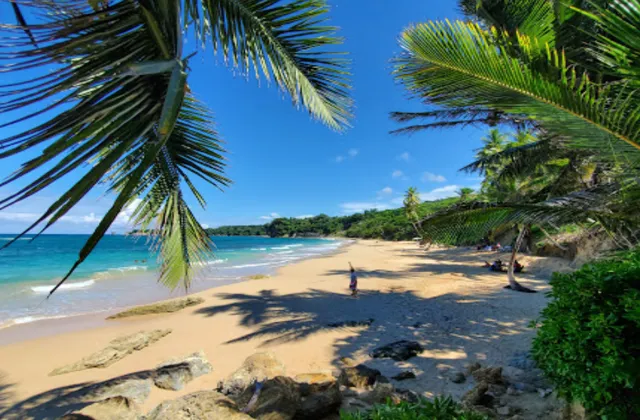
[506,227,536,293]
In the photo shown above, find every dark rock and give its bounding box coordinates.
[294,381,342,419]
[448,370,466,384]
[511,382,537,393]
[61,396,142,420]
[462,382,494,407]
[147,390,251,419]
[391,388,420,404]
[327,319,374,328]
[338,364,381,388]
[235,376,301,420]
[371,340,424,361]
[218,352,286,396]
[497,406,512,416]
[391,371,416,381]
[465,362,482,374]
[359,381,395,405]
[472,366,505,385]
[153,351,212,391]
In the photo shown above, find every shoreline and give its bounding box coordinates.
[0,240,572,417]
[0,239,352,345]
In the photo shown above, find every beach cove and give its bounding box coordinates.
[0,240,572,418]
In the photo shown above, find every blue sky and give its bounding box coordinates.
[0,0,486,234]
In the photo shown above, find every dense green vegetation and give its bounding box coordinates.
[206,198,458,241]
[340,397,486,420]
[532,249,640,419]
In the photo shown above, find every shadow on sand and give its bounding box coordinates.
[0,369,155,420]
[194,278,547,397]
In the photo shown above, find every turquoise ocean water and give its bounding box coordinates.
[0,235,344,328]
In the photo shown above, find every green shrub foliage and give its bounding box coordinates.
[532,250,640,419]
[340,397,487,420]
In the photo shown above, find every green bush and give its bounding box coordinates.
[340,397,487,420]
[532,250,640,419]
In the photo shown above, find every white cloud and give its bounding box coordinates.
[202,223,210,229]
[260,212,281,220]
[114,198,143,226]
[419,185,460,201]
[379,186,393,195]
[421,172,447,183]
[391,170,408,180]
[335,155,345,163]
[348,148,359,157]
[396,152,411,162]
[0,212,40,222]
[295,214,314,219]
[340,202,390,214]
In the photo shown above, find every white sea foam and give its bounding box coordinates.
[224,262,274,269]
[30,280,95,294]
[275,250,294,255]
[201,258,228,266]
[250,248,267,251]
[0,237,29,241]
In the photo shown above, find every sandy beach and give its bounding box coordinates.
[0,240,571,418]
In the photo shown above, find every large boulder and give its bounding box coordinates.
[148,390,251,420]
[295,381,342,420]
[472,366,505,385]
[235,376,301,420]
[359,379,395,405]
[50,329,172,376]
[153,351,213,391]
[370,340,424,361]
[338,365,381,389]
[86,379,152,405]
[218,352,286,396]
[61,396,142,420]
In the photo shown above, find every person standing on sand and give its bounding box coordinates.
[348,262,358,297]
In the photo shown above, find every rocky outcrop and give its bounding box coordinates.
[153,351,213,391]
[50,329,172,376]
[370,340,424,361]
[61,396,142,420]
[235,376,301,420]
[338,364,381,388]
[391,371,416,381]
[85,378,152,405]
[295,381,342,419]
[107,298,204,319]
[218,352,287,396]
[147,390,252,420]
[448,370,466,383]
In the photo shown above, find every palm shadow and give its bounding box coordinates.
[195,284,546,398]
[0,372,15,412]
[0,369,155,420]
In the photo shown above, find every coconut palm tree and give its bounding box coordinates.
[403,187,422,237]
[392,0,640,291]
[0,0,352,296]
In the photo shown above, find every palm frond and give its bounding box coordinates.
[459,0,556,49]
[389,108,529,133]
[185,0,352,130]
[419,183,638,244]
[576,0,640,83]
[0,1,227,295]
[394,20,640,157]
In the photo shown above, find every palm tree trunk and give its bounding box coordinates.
[506,227,536,293]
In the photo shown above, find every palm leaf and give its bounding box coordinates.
[419,183,638,244]
[576,0,640,83]
[389,108,529,133]
[185,0,352,130]
[394,20,640,156]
